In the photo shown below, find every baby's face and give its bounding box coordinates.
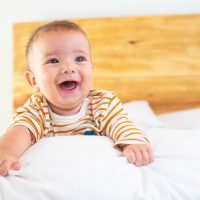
[27,30,93,115]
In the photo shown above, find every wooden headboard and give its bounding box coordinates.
[13,14,200,113]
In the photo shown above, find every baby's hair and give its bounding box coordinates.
[26,20,87,69]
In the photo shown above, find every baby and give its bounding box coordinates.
[0,20,154,176]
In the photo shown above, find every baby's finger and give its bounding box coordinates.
[133,148,143,166]
[0,154,5,166]
[123,149,136,163]
[0,163,9,176]
[141,149,150,165]
[147,146,154,163]
[11,161,20,170]
[0,160,13,176]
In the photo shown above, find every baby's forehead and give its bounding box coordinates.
[29,29,90,53]
[33,29,87,42]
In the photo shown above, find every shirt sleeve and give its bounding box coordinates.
[8,95,47,143]
[98,92,150,147]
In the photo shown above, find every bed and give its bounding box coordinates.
[1,14,200,199]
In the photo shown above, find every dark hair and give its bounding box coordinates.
[26,20,87,68]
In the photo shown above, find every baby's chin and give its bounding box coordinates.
[48,96,85,116]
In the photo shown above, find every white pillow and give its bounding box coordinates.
[8,136,137,200]
[123,100,164,129]
[157,108,200,129]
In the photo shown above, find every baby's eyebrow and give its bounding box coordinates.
[44,52,58,57]
[73,50,89,56]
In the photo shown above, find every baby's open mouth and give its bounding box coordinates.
[59,81,78,91]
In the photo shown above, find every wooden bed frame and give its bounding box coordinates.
[13,14,200,113]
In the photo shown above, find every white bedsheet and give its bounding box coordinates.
[0,128,200,200]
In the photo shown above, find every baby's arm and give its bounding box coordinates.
[102,93,153,166]
[0,126,32,176]
[119,144,154,166]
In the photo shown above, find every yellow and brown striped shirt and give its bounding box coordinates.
[9,90,149,146]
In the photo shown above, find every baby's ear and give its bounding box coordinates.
[25,70,40,93]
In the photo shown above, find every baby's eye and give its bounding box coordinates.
[75,56,86,62]
[47,58,59,64]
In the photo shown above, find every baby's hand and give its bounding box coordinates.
[121,144,154,166]
[0,147,20,176]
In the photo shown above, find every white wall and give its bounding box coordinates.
[0,0,200,134]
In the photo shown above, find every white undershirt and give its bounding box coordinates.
[48,98,90,123]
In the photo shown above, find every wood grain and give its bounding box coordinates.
[13,14,200,113]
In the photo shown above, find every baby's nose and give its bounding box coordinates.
[61,64,76,73]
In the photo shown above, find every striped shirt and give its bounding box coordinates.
[9,90,149,146]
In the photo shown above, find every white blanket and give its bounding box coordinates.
[0,128,200,200]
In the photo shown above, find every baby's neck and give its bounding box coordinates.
[47,101,83,116]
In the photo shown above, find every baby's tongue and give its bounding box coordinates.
[60,81,77,91]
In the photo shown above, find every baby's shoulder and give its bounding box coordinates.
[14,94,49,118]
[88,89,116,100]
[27,94,46,105]
[20,94,48,112]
